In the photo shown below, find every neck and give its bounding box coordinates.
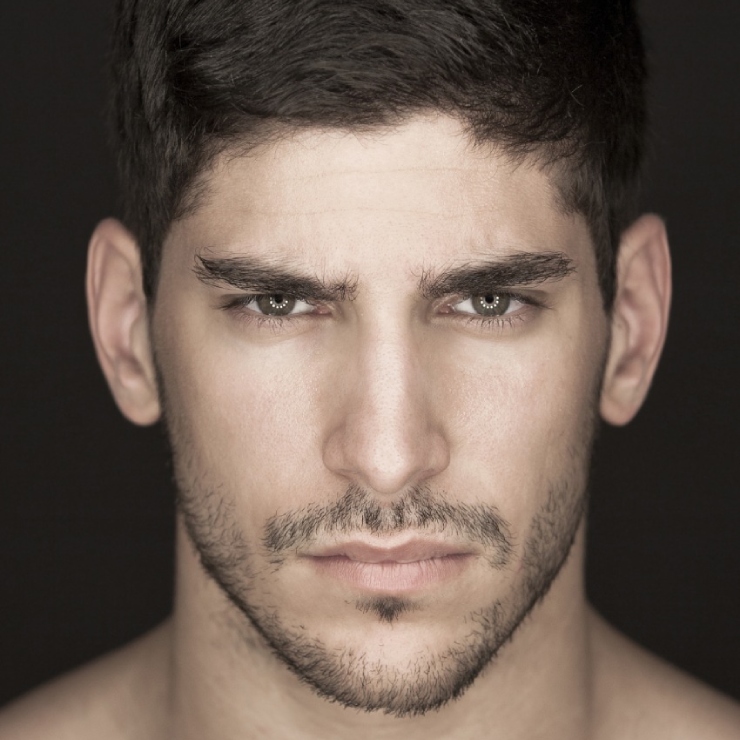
[158,519,597,740]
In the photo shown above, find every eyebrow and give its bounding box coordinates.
[193,254,358,301]
[418,252,576,299]
[194,249,575,302]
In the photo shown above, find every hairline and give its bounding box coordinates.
[154,113,605,304]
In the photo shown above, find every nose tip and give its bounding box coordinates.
[328,416,449,496]
[322,335,450,496]
[323,407,450,496]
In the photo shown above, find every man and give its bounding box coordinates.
[1,0,738,737]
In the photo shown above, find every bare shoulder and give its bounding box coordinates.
[0,622,171,740]
[590,611,740,740]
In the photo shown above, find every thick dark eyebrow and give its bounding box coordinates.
[193,254,358,301]
[418,252,576,299]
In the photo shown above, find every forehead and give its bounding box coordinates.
[165,115,593,277]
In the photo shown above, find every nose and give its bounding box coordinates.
[322,323,450,496]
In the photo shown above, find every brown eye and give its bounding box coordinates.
[471,293,510,316]
[256,294,297,316]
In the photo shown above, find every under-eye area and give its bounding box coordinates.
[440,290,547,332]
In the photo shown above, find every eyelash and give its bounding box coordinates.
[221,292,545,332]
[460,311,527,332]
[221,295,318,330]
[447,292,544,332]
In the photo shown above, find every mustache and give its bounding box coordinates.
[263,485,514,567]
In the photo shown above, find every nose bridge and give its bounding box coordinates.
[323,318,449,495]
[362,324,418,435]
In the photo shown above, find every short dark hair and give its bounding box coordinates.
[111,0,646,309]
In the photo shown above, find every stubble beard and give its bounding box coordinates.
[156,327,604,718]
[172,451,593,718]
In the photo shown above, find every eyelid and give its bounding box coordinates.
[446,290,545,312]
[219,293,328,325]
[219,289,547,334]
[451,294,521,316]
[437,289,549,334]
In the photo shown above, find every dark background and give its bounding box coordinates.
[1,0,738,707]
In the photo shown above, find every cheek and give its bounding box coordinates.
[155,314,330,520]
[437,329,603,527]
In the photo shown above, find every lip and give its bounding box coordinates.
[304,539,475,592]
[308,540,472,563]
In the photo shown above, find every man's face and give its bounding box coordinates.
[152,115,609,715]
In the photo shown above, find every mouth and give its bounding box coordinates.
[303,539,475,593]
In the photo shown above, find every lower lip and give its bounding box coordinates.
[308,555,471,592]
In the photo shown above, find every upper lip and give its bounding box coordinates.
[305,539,474,564]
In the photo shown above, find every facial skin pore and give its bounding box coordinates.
[157,114,606,709]
[85,114,674,739]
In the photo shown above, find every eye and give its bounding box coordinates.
[253,294,312,317]
[452,292,520,317]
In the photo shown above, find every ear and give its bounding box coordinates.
[86,218,161,425]
[600,214,672,426]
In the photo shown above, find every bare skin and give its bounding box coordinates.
[2,116,738,739]
[2,603,739,739]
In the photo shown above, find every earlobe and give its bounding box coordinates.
[86,218,161,426]
[600,214,672,426]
